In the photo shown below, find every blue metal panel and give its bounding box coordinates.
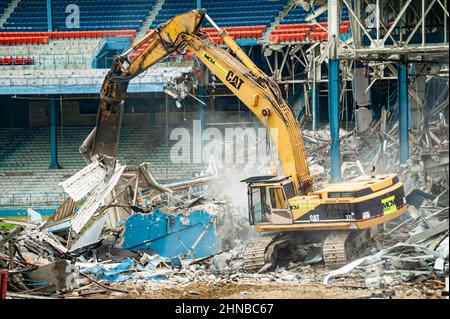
[122,209,218,259]
[328,59,341,181]
[236,39,258,46]
[47,220,71,232]
[397,63,409,163]
[92,37,132,68]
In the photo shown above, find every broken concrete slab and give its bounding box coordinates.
[323,243,441,285]
[23,260,78,293]
[27,209,42,224]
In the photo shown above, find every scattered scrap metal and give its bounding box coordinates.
[0,94,448,299]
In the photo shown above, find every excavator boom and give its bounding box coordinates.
[81,9,313,194]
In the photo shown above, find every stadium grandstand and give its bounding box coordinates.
[0,0,448,221]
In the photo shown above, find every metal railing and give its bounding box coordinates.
[0,192,68,207]
[0,74,167,87]
[0,53,93,70]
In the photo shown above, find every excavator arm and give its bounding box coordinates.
[183,33,312,194]
[81,9,313,194]
[80,10,205,167]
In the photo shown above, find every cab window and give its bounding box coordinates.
[268,187,288,210]
[249,187,268,223]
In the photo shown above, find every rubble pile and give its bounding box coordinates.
[301,105,449,297]
[1,191,447,299]
[0,193,253,298]
[0,100,448,299]
[325,211,448,282]
[303,106,448,194]
[0,217,71,294]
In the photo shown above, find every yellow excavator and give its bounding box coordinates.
[81,9,407,269]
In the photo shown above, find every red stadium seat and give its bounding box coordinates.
[0,56,34,66]
[340,25,349,33]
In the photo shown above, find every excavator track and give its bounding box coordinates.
[243,235,295,271]
[322,231,351,268]
[243,236,276,271]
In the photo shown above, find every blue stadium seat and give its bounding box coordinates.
[0,0,10,17]
[1,0,155,31]
[151,0,287,28]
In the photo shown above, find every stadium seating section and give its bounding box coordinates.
[269,5,351,43]
[0,39,104,69]
[0,30,136,44]
[0,126,206,199]
[269,20,351,43]
[130,25,266,60]
[202,26,267,44]
[1,1,354,58]
[0,0,355,203]
[0,0,10,16]
[151,0,287,28]
[281,4,349,24]
[0,30,136,68]
[1,0,155,31]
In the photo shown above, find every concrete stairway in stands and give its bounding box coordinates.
[0,0,20,28]
[134,0,165,43]
[260,0,296,43]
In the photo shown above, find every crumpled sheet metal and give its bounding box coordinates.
[70,163,126,234]
[323,243,440,285]
[69,214,108,252]
[81,258,134,281]
[59,160,108,202]
[40,198,77,231]
[122,209,218,259]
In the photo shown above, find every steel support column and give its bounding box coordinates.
[398,63,409,163]
[46,0,53,32]
[328,0,341,181]
[328,59,341,180]
[49,98,60,169]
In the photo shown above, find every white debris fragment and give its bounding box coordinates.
[70,163,126,234]
[27,208,42,224]
[59,160,107,201]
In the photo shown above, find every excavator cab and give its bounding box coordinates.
[243,176,296,225]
